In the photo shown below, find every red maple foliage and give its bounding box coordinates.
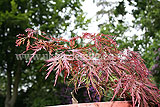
[16,28,160,107]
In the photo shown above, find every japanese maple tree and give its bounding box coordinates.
[16,28,160,107]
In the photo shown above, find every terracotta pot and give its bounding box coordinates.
[47,101,132,107]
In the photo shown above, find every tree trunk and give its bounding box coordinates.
[5,61,21,107]
[5,68,12,107]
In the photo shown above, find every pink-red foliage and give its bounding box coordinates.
[16,28,160,107]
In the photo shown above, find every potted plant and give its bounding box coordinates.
[16,28,160,107]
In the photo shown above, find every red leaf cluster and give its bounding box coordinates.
[16,29,160,106]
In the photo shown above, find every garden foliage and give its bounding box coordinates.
[16,28,160,107]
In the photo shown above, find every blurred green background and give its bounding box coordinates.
[0,0,160,107]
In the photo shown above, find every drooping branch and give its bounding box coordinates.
[16,29,160,107]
